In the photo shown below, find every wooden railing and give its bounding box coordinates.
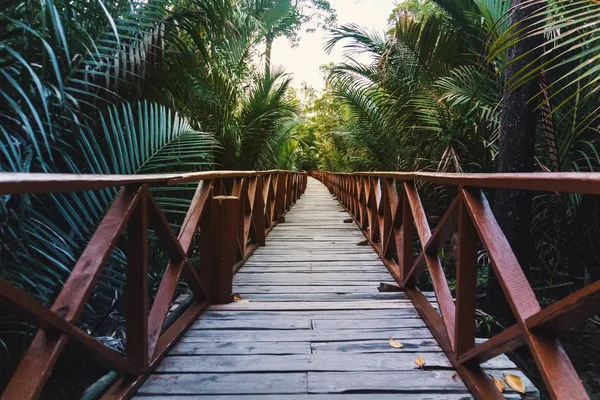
[311,170,600,400]
[0,170,307,400]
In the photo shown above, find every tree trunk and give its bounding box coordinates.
[265,31,274,77]
[489,0,543,322]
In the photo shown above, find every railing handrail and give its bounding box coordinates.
[0,170,308,400]
[310,170,598,400]
[315,171,600,194]
[0,170,300,195]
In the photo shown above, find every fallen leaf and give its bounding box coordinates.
[505,374,525,394]
[232,293,242,301]
[388,337,403,348]
[493,376,505,393]
[414,356,426,370]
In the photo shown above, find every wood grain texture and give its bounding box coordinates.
[135,178,537,400]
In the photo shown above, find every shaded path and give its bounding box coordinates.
[135,178,537,398]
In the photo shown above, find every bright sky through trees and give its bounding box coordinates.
[271,0,397,90]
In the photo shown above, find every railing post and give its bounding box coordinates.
[210,196,240,304]
[401,182,415,285]
[253,176,266,246]
[275,172,286,221]
[454,196,478,356]
[126,185,149,371]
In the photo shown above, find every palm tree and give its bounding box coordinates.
[0,0,303,392]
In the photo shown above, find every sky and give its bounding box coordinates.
[270,0,398,91]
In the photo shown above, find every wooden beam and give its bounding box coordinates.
[526,280,600,331]
[0,281,138,376]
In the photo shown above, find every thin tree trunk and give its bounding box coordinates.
[265,31,274,77]
[489,0,543,322]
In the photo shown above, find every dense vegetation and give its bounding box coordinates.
[1,0,599,396]
[0,0,333,395]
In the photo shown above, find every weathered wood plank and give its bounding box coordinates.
[311,318,426,330]
[233,274,398,283]
[238,267,388,274]
[198,309,423,320]
[189,318,312,330]
[138,395,525,399]
[181,328,434,342]
[224,293,409,302]
[208,300,420,311]
[310,338,442,354]
[138,373,308,395]
[306,370,467,393]
[170,341,311,355]
[154,353,516,373]
[308,371,537,396]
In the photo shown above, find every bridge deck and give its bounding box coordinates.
[135,178,538,399]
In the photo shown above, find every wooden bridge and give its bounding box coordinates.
[1,170,599,399]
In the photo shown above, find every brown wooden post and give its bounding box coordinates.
[210,196,240,304]
[454,197,478,356]
[274,173,286,221]
[401,185,414,285]
[126,186,149,371]
[253,176,266,246]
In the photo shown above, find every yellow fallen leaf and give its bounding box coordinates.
[388,337,403,348]
[414,356,425,370]
[505,374,525,394]
[493,376,505,393]
[232,293,242,301]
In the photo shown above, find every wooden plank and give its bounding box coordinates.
[154,353,516,373]
[208,301,420,311]
[181,328,434,342]
[138,373,308,395]
[234,274,395,283]
[311,318,425,330]
[307,370,537,395]
[226,286,400,294]
[232,280,403,287]
[243,261,385,267]
[198,309,423,320]
[170,341,312,355]
[238,266,387,273]
[310,338,442,354]
[227,293,408,302]
[189,318,312,330]
[309,371,468,393]
[136,395,525,400]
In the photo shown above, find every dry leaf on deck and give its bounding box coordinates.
[232,293,242,301]
[414,356,425,370]
[493,376,505,393]
[505,374,525,393]
[388,337,403,348]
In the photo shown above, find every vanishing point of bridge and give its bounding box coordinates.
[1,170,598,399]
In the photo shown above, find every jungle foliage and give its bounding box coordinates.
[0,0,332,394]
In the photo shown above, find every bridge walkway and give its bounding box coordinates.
[135,178,537,399]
